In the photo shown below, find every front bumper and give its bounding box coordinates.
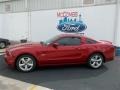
[4,54,15,68]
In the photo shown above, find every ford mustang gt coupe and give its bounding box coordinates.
[4,34,115,72]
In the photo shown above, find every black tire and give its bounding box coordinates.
[16,55,36,72]
[88,53,104,69]
[0,42,6,49]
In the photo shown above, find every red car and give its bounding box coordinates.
[4,34,115,72]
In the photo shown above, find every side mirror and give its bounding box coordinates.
[40,41,44,44]
[52,43,59,48]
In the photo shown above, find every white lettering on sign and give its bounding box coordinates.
[62,24,80,32]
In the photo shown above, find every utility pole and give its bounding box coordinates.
[25,0,31,42]
[114,0,120,46]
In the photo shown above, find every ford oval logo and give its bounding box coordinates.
[57,16,87,33]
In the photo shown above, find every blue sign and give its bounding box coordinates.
[57,14,87,33]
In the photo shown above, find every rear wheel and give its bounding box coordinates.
[0,42,6,49]
[88,53,104,69]
[16,55,36,72]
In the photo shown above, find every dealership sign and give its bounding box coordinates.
[57,11,87,33]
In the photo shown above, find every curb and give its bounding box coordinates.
[0,75,52,90]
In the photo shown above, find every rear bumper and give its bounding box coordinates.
[104,46,115,62]
[105,57,114,62]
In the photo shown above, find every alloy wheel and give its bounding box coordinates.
[16,55,36,72]
[89,54,103,69]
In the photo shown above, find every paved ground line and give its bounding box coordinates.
[29,85,37,90]
[0,75,52,90]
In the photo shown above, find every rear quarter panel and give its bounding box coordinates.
[81,43,115,62]
[98,44,115,61]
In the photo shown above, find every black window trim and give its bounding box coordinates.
[55,36,81,46]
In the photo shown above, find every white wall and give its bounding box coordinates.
[31,5,116,42]
[2,13,28,40]
[115,1,120,46]
[0,4,117,45]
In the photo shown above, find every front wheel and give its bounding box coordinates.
[16,55,36,72]
[88,53,104,69]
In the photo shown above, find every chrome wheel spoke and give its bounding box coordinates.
[26,58,31,63]
[94,55,98,59]
[91,59,95,61]
[21,58,26,63]
[27,63,33,66]
[96,62,99,66]
[25,65,28,70]
[19,63,25,67]
[97,58,102,61]
[91,61,96,66]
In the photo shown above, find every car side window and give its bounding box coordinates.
[86,38,97,44]
[56,37,81,46]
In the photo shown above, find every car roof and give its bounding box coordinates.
[58,34,84,38]
[57,34,98,42]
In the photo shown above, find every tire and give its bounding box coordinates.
[88,53,104,69]
[16,55,36,72]
[0,42,6,49]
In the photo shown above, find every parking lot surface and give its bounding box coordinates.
[0,55,120,90]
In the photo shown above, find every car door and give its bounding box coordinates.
[40,36,85,65]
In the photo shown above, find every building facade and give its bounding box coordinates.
[0,0,120,47]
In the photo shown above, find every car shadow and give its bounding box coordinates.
[0,55,108,86]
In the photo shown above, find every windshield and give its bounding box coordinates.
[44,35,59,45]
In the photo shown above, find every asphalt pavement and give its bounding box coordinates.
[0,55,120,90]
